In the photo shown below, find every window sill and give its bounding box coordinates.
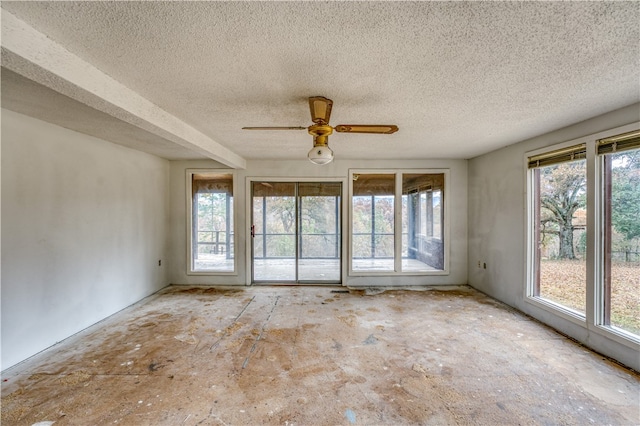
[349,270,449,277]
[525,296,640,351]
[187,271,238,276]
[590,324,640,350]
[524,296,586,327]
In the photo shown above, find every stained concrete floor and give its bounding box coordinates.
[2,286,639,425]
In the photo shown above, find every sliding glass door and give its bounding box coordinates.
[251,181,341,283]
[298,182,341,281]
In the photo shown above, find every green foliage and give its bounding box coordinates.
[254,194,341,258]
[352,195,394,257]
[197,193,229,233]
[611,150,640,242]
[538,149,639,261]
[577,231,587,256]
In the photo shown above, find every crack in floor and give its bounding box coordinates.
[242,295,280,369]
[209,296,256,352]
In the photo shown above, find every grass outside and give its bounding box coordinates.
[540,260,640,336]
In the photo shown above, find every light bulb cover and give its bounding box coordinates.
[308,145,334,165]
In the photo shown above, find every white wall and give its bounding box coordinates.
[467,103,640,371]
[1,109,170,370]
[169,159,468,287]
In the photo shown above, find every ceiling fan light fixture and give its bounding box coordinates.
[307,144,334,165]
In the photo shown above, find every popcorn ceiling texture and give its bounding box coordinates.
[2,1,639,162]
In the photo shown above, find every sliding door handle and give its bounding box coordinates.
[250,225,255,238]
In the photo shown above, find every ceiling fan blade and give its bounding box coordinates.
[334,124,399,134]
[309,96,333,124]
[242,126,307,130]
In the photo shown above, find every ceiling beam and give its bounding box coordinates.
[1,10,246,169]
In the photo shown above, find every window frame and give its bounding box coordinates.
[525,123,640,349]
[526,143,588,321]
[244,176,347,285]
[595,130,640,342]
[186,169,237,276]
[348,169,449,277]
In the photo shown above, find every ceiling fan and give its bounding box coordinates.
[243,96,399,165]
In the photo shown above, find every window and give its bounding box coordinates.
[528,144,587,316]
[402,174,444,271]
[527,127,640,345]
[352,173,395,271]
[251,181,341,283]
[598,130,640,337]
[350,170,446,274]
[188,171,234,273]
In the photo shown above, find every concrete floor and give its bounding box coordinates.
[2,286,639,425]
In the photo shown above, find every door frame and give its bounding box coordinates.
[245,176,347,285]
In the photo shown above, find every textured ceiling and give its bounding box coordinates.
[2,1,639,165]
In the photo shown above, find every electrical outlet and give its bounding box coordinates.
[483,262,487,269]
[477,261,481,268]
[158,260,162,266]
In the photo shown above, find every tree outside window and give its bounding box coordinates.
[530,147,587,315]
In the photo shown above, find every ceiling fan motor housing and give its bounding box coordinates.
[308,124,333,140]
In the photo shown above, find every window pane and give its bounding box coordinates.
[252,182,296,281]
[603,148,640,336]
[299,192,340,259]
[298,183,341,282]
[191,173,234,272]
[432,190,442,240]
[534,160,586,315]
[352,174,395,271]
[264,195,296,258]
[402,174,445,271]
